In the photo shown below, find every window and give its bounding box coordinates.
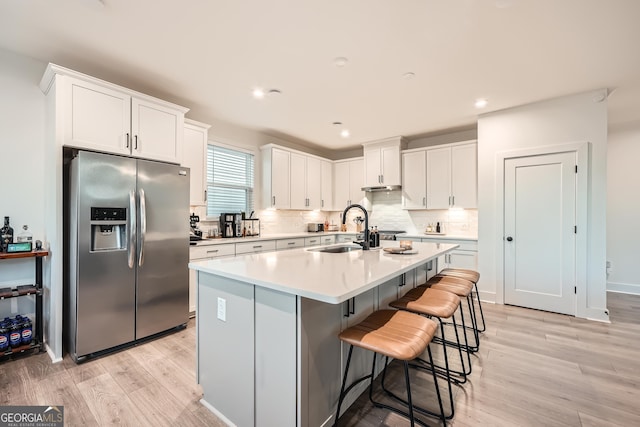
[206,144,254,217]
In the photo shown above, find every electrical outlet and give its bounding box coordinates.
[217,297,226,322]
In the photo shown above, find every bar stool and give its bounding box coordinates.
[425,275,480,353]
[389,286,469,419]
[335,309,446,427]
[438,268,486,332]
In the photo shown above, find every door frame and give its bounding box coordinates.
[495,142,589,317]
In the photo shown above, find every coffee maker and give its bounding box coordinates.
[220,213,242,238]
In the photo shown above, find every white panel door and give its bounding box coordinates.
[451,143,477,208]
[504,152,576,315]
[333,162,350,209]
[380,145,401,186]
[183,122,208,206]
[402,151,426,209]
[426,146,451,209]
[363,148,382,187]
[349,159,365,206]
[270,148,290,209]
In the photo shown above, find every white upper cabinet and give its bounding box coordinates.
[262,146,291,209]
[402,150,427,209]
[362,137,406,188]
[261,144,329,210]
[131,98,185,164]
[334,158,366,210]
[41,64,188,164]
[426,141,477,209]
[450,143,477,208]
[321,160,333,211]
[290,153,322,210]
[182,119,210,206]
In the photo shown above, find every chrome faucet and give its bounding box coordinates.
[342,204,369,250]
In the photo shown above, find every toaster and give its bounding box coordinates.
[307,223,324,232]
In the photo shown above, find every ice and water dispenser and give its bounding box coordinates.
[90,207,127,251]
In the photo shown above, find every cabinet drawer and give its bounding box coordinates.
[276,238,305,251]
[236,240,276,255]
[422,238,477,252]
[335,234,356,243]
[190,243,235,260]
[305,235,335,246]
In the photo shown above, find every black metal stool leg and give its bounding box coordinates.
[474,282,486,332]
[334,345,354,426]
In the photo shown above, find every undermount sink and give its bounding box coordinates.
[309,244,362,253]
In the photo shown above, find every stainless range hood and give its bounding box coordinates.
[361,184,402,192]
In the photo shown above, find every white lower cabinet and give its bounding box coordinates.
[421,238,478,273]
[235,240,276,255]
[189,243,235,314]
[304,234,335,247]
[335,233,357,244]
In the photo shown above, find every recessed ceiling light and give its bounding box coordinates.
[474,98,488,108]
[253,88,265,99]
[403,72,416,79]
[334,57,348,67]
[341,129,350,138]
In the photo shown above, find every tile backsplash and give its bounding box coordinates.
[192,190,477,237]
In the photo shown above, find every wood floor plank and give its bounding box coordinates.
[75,372,151,427]
[97,349,155,394]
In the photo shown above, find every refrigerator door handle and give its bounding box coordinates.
[138,188,146,267]
[128,190,136,269]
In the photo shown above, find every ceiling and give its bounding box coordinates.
[2,0,639,151]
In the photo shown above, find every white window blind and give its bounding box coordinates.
[207,145,254,217]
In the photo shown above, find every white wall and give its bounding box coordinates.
[0,50,47,336]
[607,121,640,294]
[478,89,609,321]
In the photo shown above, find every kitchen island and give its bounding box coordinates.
[189,240,457,427]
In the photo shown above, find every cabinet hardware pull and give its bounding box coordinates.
[126,133,130,148]
[134,135,138,150]
[350,297,355,315]
[272,196,275,205]
[344,299,351,317]
[288,242,295,245]
[310,240,317,243]
[423,197,426,206]
[204,190,207,201]
[321,200,324,207]
[380,174,383,184]
[452,195,455,206]
[253,245,262,249]
[206,249,219,253]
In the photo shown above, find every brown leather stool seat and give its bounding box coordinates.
[437,268,486,333]
[424,275,479,353]
[335,309,446,426]
[390,286,460,319]
[438,268,480,283]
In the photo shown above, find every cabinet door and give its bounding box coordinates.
[448,250,478,270]
[349,159,365,206]
[363,148,382,187]
[377,277,401,309]
[64,77,131,155]
[451,143,477,208]
[321,160,333,210]
[270,149,290,209]
[131,97,184,164]
[306,156,322,210]
[426,146,451,209]
[333,162,350,209]
[380,145,401,186]
[290,152,308,210]
[402,151,427,209]
[183,123,208,206]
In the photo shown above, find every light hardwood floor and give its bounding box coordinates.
[1,292,638,426]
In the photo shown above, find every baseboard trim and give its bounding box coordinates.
[45,342,63,364]
[478,291,496,304]
[200,398,236,427]
[607,281,640,295]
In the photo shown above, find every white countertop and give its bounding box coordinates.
[191,231,358,246]
[189,241,457,304]
[399,233,477,241]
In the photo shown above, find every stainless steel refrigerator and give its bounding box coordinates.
[67,150,189,362]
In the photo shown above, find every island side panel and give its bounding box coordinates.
[255,287,297,427]
[198,273,255,427]
[299,297,343,427]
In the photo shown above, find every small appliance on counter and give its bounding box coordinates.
[307,223,324,232]
[220,213,243,238]
[190,214,202,241]
[242,218,260,237]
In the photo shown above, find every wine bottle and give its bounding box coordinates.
[1,216,14,252]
